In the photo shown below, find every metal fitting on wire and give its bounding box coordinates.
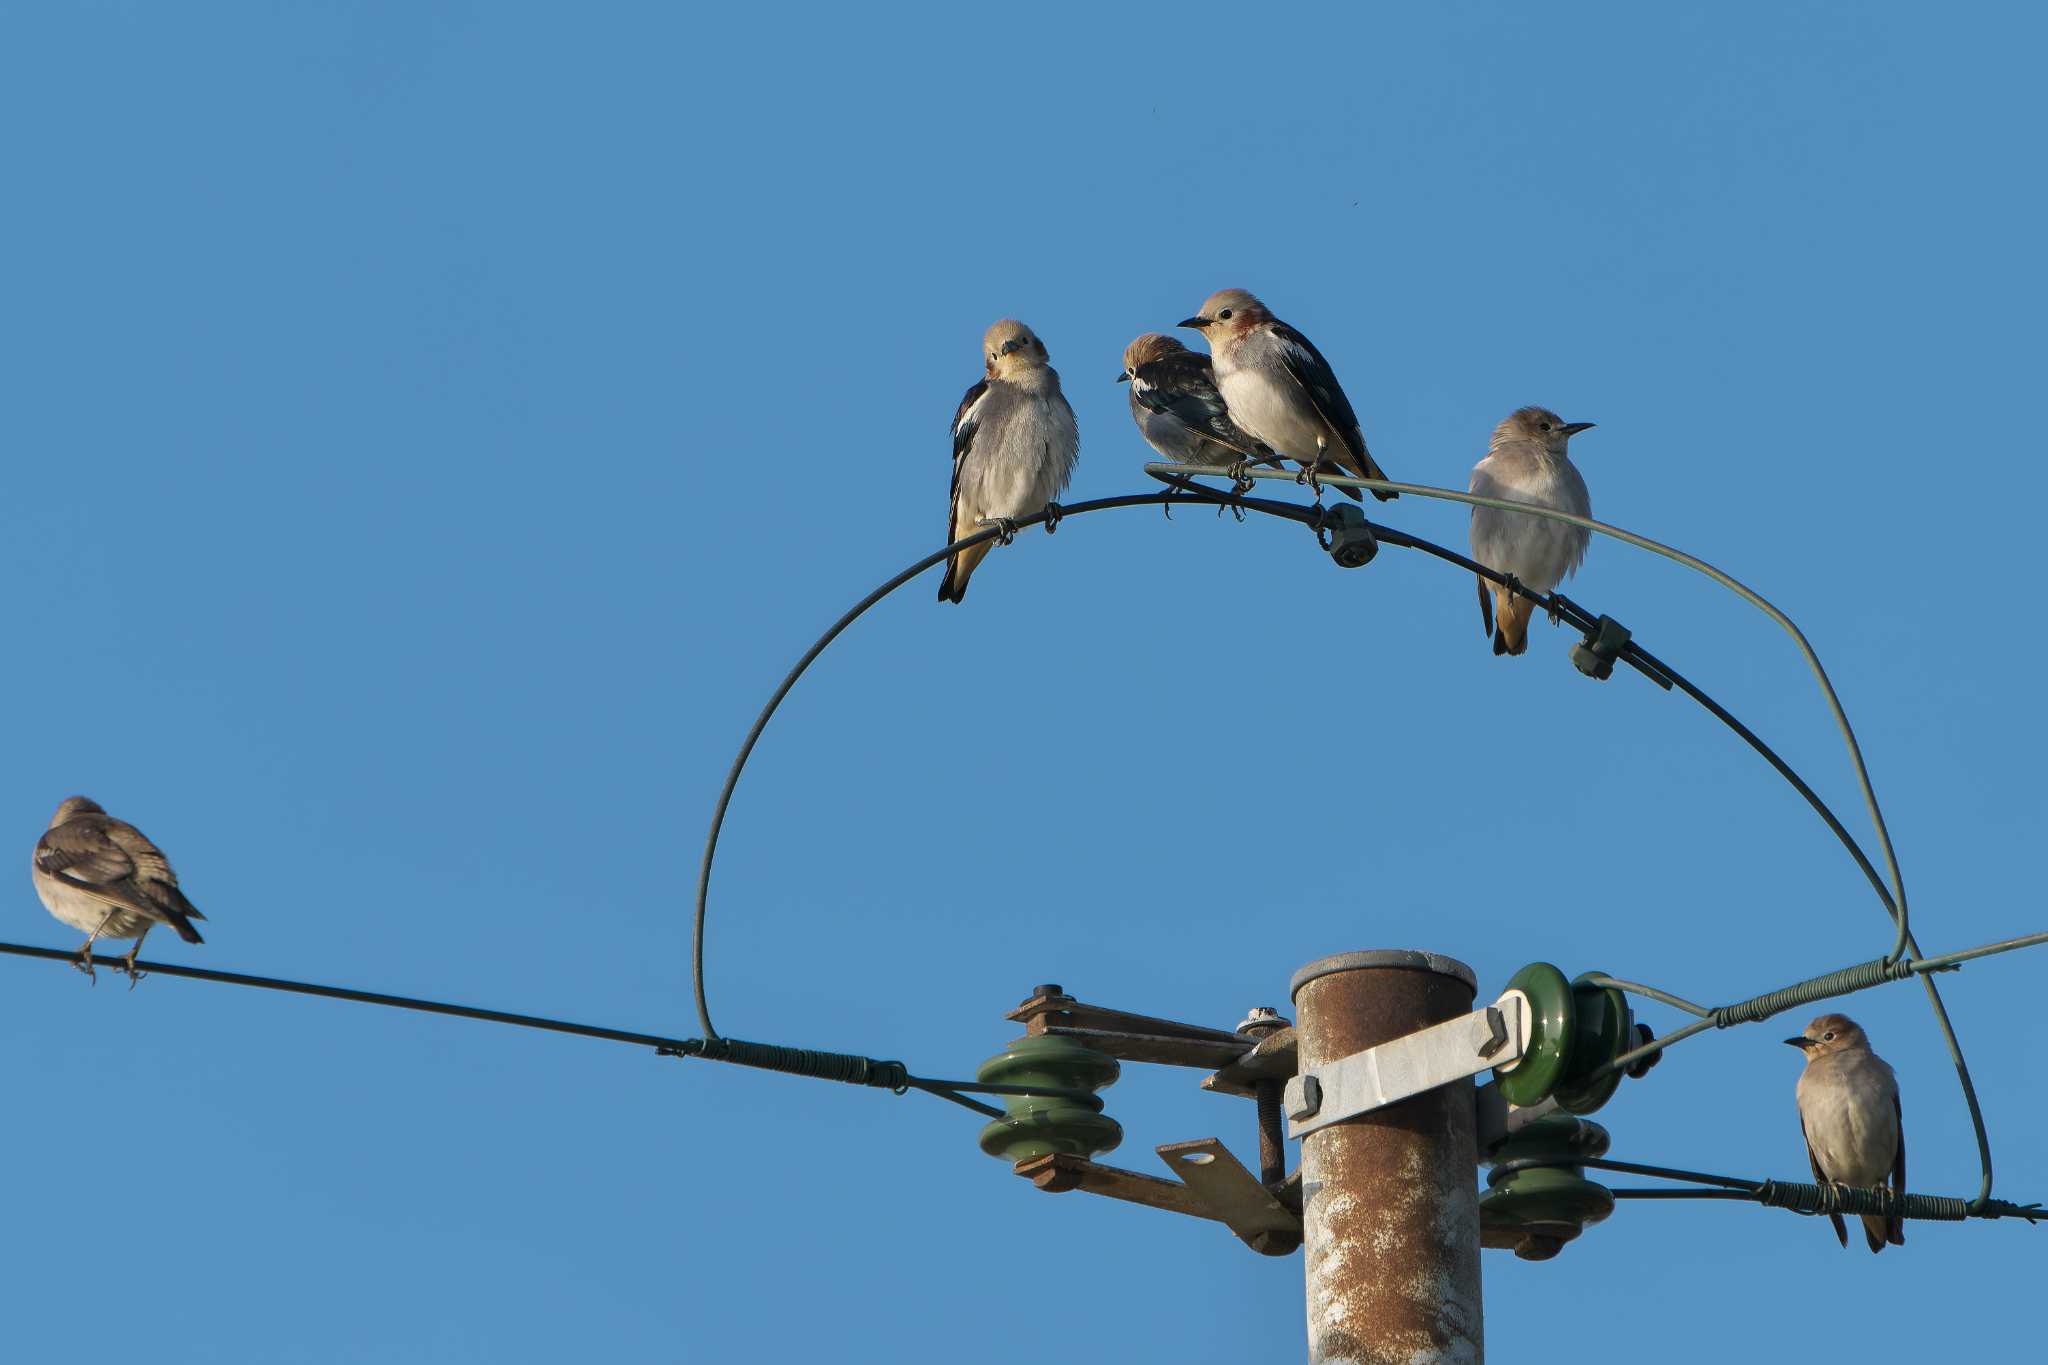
[1319,503,1378,568]
[1572,615,1631,680]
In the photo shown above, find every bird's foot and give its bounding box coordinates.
[1546,598,1563,626]
[980,516,1019,547]
[73,945,97,985]
[118,949,147,988]
[1041,501,1063,535]
[1500,572,1528,601]
[1227,459,1258,497]
[1159,486,1175,520]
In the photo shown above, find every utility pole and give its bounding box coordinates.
[1291,951,1483,1365]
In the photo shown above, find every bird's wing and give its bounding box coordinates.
[1888,1091,1907,1246]
[102,818,204,919]
[1800,1113,1850,1247]
[34,821,165,920]
[1134,352,1274,463]
[34,822,137,884]
[947,379,990,538]
[1269,322,1368,466]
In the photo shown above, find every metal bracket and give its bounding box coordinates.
[1009,1137,1303,1256]
[1284,991,1531,1140]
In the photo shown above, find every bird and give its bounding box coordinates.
[1117,332,1278,474]
[1178,289,1395,502]
[1787,1013,1906,1253]
[938,319,1079,604]
[1468,406,1594,656]
[32,795,206,984]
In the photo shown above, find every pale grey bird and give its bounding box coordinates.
[1178,289,1395,502]
[1468,406,1594,656]
[1117,332,1278,472]
[939,319,1079,604]
[32,796,205,984]
[1787,1012,1906,1253]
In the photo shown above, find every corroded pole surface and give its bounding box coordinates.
[1293,951,1483,1365]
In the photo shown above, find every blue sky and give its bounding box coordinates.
[3,3,2042,1360]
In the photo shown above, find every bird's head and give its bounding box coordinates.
[984,319,1050,377]
[51,795,105,827]
[1179,289,1268,340]
[1118,332,1185,382]
[1495,406,1595,455]
[1784,1013,1871,1060]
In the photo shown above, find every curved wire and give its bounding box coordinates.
[692,470,1992,1206]
[1149,462,1912,962]
[693,489,1258,1038]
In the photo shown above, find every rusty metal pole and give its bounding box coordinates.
[1292,951,1483,1365]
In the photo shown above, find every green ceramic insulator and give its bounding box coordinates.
[975,1034,1123,1164]
[1495,962,1574,1108]
[1554,971,1632,1115]
[1479,1115,1615,1261]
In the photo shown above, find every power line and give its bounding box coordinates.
[0,940,1090,1119]
[686,466,1998,1208]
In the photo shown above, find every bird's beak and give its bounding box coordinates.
[1178,316,1209,330]
[1561,421,1596,437]
[1115,371,1130,382]
[1783,1036,1815,1049]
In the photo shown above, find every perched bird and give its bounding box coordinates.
[1787,1013,1906,1253]
[1117,333,1277,473]
[1178,289,1395,502]
[1468,407,1594,656]
[32,796,205,983]
[938,319,1079,604]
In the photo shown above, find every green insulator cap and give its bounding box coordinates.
[975,1034,1123,1164]
[1496,962,1574,1108]
[1479,1116,1615,1260]
[1554,972,1632,1115]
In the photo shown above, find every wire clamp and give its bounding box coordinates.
[1571,615,1631,680]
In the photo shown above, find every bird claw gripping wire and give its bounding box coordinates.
[1297,464,1327,503]
[1041,501,1063,535]
[980,516,1020,547]
[1227,458,1259,498]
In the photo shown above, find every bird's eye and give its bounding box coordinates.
[1823,1031,1836,1041]
[1539,421,1553,432]
[1218,308,1233,320]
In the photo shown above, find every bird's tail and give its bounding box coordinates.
[1494,590,1534,657]
[159,885,205,943]
[1862,1212,1903,1253]
[1476,577,1495,640]
[937,540,993,605]
[1355,447,1398,503]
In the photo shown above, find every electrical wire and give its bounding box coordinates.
[0,940,1092,1118]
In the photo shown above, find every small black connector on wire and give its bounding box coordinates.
[1572,615,1631,680]
[1318,503,1378,568]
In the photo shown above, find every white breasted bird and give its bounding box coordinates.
[32,796,205,984]
[939,319,1079,604]
[1178,289,1395,502]
[1117,332,1277,472]
[1468,406,1594,656]
[1787,1012,1906,1253]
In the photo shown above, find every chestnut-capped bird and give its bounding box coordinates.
[1178,289,1394,502]
[1787,1013,1906,1253]
[1468,406,1594,656]
[32,796,205,983]
[1117,333,1277,472]
[938,319,1079,604]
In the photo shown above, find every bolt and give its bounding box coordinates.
[1477,1005,1509,1059]
[1031,983,1064,999]
[1236,1005,1288,1037]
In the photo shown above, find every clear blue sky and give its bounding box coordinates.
[3,3,2042,1361]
